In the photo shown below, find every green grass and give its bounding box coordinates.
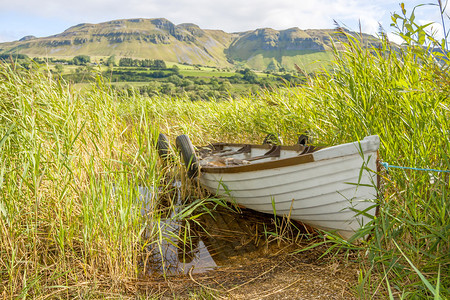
[178,69,236,78]
[242,50,333,73]
[0,64,162,297]
[129,25,450,298]
[0,3,449,298]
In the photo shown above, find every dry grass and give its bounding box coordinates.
[1,4,449,297]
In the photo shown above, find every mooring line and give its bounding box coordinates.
[380,162,450,174]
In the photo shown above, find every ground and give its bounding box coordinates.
[133,245,360,299]
[133,206,362,299]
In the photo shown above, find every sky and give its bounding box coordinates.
[0,0,448,44]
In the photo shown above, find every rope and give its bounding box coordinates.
[380,162,450,173]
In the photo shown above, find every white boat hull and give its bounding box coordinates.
[198,136,380,239]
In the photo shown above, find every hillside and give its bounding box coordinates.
[0,18,382,71]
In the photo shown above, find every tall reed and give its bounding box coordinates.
[302,34,449,299]
[140,4,449,297]
[1,2,448,297]
[0,63,162,297]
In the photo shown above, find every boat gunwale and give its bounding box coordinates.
[198,142,316,174]
[198,137,379,174]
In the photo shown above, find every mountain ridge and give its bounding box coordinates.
[0,18,381,71]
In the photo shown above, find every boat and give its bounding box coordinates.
[159,134,380,240]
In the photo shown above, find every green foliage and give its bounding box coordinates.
[106,55,116,66]
[239,68,258,83]
[0,62,163,297]
[54,63,64,73]
[72,54,91,65]
[0,53,29,61]
[135,4,449,298]
[0,3,448,299]
[153,59,166,69]
[119,57,167,69]
[391,2,448,51]
[0,53,32,69]
[288,3,449,298]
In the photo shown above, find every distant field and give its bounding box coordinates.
[178,69,236,77]
[5,56,308,101]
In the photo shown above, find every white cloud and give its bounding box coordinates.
[0,0,446,42]
[386,32,404,45]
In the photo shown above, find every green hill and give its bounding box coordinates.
[0,18,382,71]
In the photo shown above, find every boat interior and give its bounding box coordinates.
[197,143,319,167]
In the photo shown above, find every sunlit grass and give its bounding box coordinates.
[1,3,449,297]
[0,63,162,297]
[139,24,449,298]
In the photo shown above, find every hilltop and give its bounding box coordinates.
[0,18,382,71]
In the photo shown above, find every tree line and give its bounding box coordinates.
[117,58,166,69]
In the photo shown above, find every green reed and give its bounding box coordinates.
[140,4,449,297]
[0,63,164,297]
[302,36,449,298]
[1,2,448,297]
[0,63,233,298]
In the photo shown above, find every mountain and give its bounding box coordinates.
[0,18,382,71]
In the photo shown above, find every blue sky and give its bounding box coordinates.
[0,0,448,44]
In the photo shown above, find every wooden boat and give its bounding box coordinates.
[162,134,380,240]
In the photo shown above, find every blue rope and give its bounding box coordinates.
[381,162,450,173]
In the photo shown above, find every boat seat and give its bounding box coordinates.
[216,144,252,157]
[246,145,281,161]
[299,145,316,155]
